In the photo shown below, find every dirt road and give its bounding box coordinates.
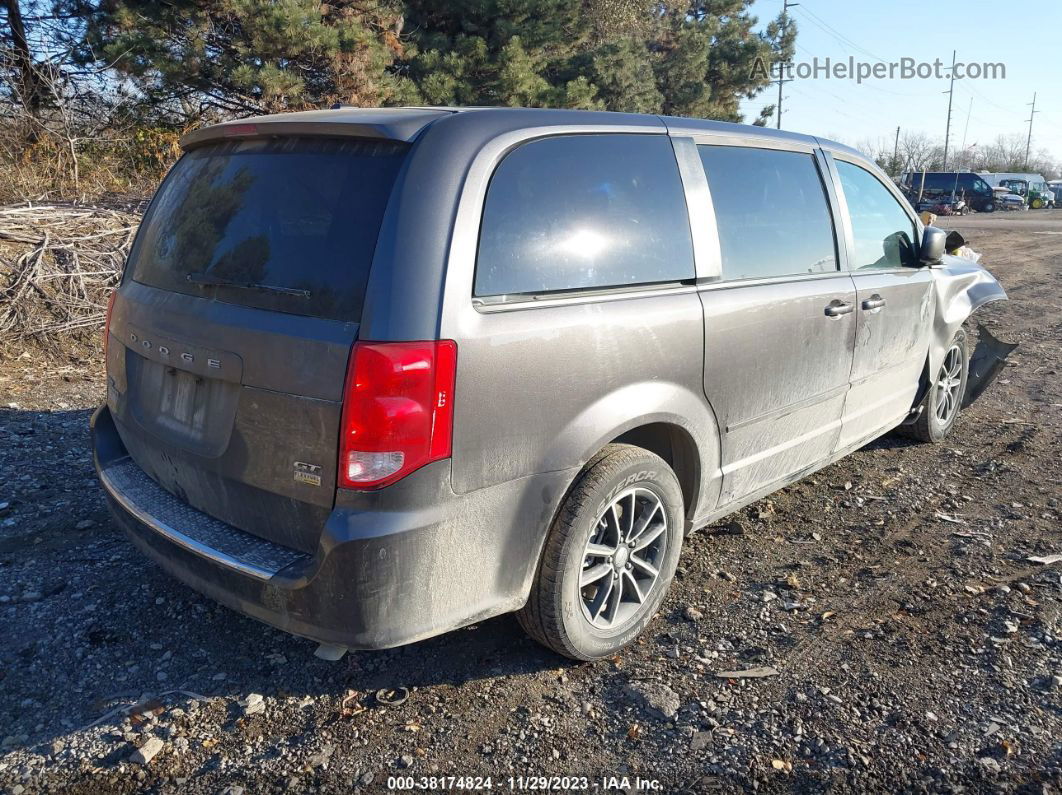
[0,212,1059,794]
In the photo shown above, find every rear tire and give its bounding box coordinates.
[517,444,684,660]
[898,329,969,443]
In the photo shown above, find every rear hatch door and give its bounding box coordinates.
[107,135,409,553]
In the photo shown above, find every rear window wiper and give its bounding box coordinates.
[186,272,311,298]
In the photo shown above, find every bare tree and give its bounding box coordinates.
[854,135,896,174]
[896,131,944,174]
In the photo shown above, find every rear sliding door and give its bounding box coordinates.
[692,142,857,505]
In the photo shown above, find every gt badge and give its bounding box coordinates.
[293,461,322,487]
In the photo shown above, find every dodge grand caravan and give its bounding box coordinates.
[93,107,1010,660]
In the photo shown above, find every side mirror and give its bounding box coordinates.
[920,226,947,265]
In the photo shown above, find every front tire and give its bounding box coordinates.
[899,329,969,443]
[517,444,684,660]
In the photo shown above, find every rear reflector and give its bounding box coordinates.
[338,340,457,490]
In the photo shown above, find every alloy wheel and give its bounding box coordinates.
[579,487,667,629]
[935,344,964,424]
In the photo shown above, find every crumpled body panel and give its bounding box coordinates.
[929,255,1010,401]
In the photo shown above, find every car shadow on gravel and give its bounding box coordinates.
[860,433,921,452]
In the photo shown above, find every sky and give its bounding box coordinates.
[740,0,1062,162]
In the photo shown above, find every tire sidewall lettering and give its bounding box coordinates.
[594,470,657,517]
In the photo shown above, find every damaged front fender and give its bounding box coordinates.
[962,323,1019,408]
[929,254,1014,407]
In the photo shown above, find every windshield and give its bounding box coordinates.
[128,136,409,322]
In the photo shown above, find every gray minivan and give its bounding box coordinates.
[93,107,1009,660]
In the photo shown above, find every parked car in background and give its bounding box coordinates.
[93,107,1011,660]
[993,186,1027,211]
[906,187,968,216]
[999,178,1034,207]
[900,171,997,212]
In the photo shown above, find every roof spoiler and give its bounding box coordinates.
[180,108,457,150]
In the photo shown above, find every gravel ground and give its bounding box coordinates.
[0,212,1060,794]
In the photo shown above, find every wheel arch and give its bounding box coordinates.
[610,422,701,525]
[536,380,723,530]
[928,257,1008,380]
[907,259,1015,414]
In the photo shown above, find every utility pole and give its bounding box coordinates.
[776,0,798,129]
[892,126,901,176]
[1024,92,1038,168]
[942,50,956,171]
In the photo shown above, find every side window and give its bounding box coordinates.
[698,145,837,281]
[474,134,695,297]
[836,160,919,270]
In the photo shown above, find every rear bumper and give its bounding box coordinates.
[92,404,574,649]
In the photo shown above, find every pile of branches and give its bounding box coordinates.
[0,202,141,345]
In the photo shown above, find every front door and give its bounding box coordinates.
[694,142,857,506]
[829,156,935,448]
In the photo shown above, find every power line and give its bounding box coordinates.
[792,5,887,64]
[774,1,1053,160]
[788,10,940,99]
[962,79,1019,116]
[952,84,1017,131]
[960,96,973,151]
[787,82,864,123]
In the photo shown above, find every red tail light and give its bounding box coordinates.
[338,340,457,490]
[103,290,117,359]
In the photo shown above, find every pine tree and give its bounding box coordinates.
[402,0,791,120]
[402,0,588,107]
[79,0,794,124]
[83,0,418,117]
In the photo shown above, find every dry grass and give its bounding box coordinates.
[0,130,178,205]
[0,202,142,355]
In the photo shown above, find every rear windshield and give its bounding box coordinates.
[128,136,408,322]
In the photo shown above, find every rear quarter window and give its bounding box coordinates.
[128,137,409,322]
[474,134,695,298]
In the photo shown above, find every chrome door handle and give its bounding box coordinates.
[824,301,855,317]
[862,295,887,310]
